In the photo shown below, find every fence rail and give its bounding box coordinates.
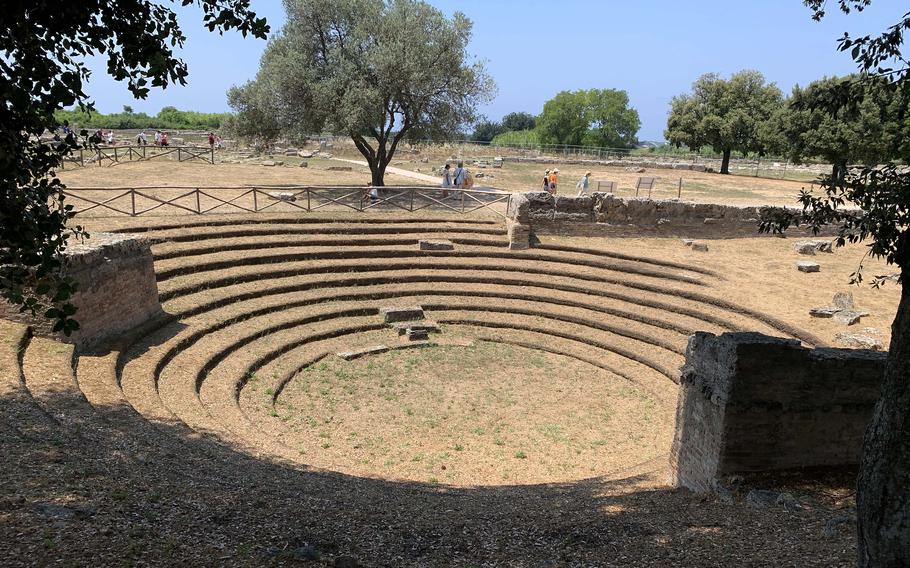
[62,185,513,219]
[60,146,216,168]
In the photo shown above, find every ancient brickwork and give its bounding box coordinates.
[506,192,828,242]
[670,331,886,492]
[0,233,163,348]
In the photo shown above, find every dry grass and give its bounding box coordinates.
[246,341,669,486]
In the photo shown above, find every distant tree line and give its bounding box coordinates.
[54,105,231,131]
[472,89,642,149]
[665,70,910,175]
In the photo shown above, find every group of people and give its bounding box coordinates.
[544,168,593,197]
[135,130,170,147]
[440,162,473,196]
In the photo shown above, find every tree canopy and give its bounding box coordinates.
[665,70,783,174]
[55,106,231,131]
[762,2,910,565]
[0,0,268,333]
[231,0,494,186]
[536,89,641,148]
[501,111,536,132]
[771,75,905,179]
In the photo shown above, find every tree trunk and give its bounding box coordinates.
[856,244,910,567]
[832,161,847,184]
[369,161,386,187]
[720,149,732,174]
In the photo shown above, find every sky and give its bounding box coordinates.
[80,0,907,141]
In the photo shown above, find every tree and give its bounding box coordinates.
[0,1,268,333]
[470,120,505,143]
[231,0,494,186]
[501,111,536,132]
[773,75,901,180]
[123,105,134,114]
[537,89,640,148]
[665,70,783,174]
[764,2,910,565]
[224,80,283,149]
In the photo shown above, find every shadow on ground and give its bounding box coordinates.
[0,388,857,567]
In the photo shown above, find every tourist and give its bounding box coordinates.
[453,161,466,190]
[136,131,147,146]
[543,169,551,192]
[106,130,115,145]
[160,131,169,147]
[213,135,223,149]
[208,132,215,148]
[441,163,452,198]
[154,130,161,146]
[549,168,559,193]
[576,171,591,196]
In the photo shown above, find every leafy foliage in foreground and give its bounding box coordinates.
[0,0,267,333]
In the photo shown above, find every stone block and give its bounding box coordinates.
[670,331,886,493]
[406,329,430,341]
[419,240,454,251]
[691,242,709,252]
[833,310,868,326]
[380,306,425,323]
[797,261,820,273]
[327,166,352,172]
[393,322,440,336]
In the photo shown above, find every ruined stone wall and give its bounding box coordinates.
[505,192,832,242]
[670,332,886,492]
[0,233,163,348]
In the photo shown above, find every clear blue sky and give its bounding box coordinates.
[81,0,906,141]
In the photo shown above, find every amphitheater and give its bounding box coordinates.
[0,190,878,566]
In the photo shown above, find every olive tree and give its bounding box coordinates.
[231,0,495,186]
[665,70,783,174]
[0,0,267,333]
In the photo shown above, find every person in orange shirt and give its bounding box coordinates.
[548,168,559,194]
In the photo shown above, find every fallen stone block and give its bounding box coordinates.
[406,329,430,341]
[795,240,833,255]
[337,345,389,361]
[835,332,884,351]
[419,239,454,251]
[380,306,425,323]
[299,161,308,168]
[392,321,440,336]
[261,160,276,167]
[681,239,694,246]
[691,242,709,252]
[810,306,839,318]
[834,310,868,326]
[327,166,352,172]
[703,218,719,225]
[298,150,316,158]
[833,292,854,310]
[797,261,820,273]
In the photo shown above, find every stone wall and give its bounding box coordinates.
[670,332,886,492]
[0,233,163,348]
[505,192,829,245]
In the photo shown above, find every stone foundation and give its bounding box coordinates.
[670,332,886,492]
[0,233,163,348]
[505,192,830,244]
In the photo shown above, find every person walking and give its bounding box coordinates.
[136,131,147,146]
[576,171,591,196]
[543,169,551,192]
[154,130,161,147]
[441,163,453,198]
[208,132,215,148]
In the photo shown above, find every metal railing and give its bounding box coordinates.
[60,146,216,168]
[61,185,513,219]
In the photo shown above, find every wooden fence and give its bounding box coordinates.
[60,146,216,168]
[61,185,513,219]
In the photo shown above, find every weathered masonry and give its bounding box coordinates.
[0,233,163,348]
[669,332,886,492]
[506,192,827,248]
